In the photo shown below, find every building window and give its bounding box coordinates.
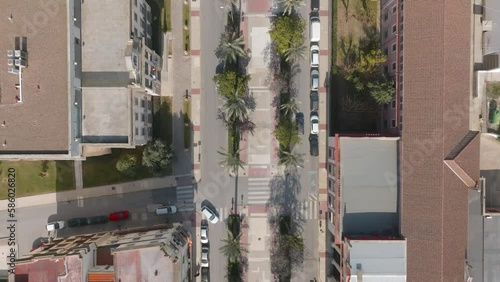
[384,119,388,129]
[392,5,397,14]
[384,48,388,56]
[141,100,145,108]
[328,179,332,189]
[328,195,332,207]
[148,101,152,110]
[400,116,403,123]
[391,100,396,108]
[392,24,396,34]
[328,164,333,173]
[400,102,403,110]
[135,0,137,6]
[142,128,145,136]
[135,127,138,135]
[384,30,388,39]
[135,113,138,121]
[134,98,138,106]
[328,148,333,158]
[329,211,334,223]
[134,28,138,36]
[392,62,396,71]
[401,3,404,10]
[392,43,396,52]
[384,65,388,74]
[400,23,404,31]
[149,114,153,122]
[384,12,388,21]
[134,13,137,22]
[391,119,396,128]
[141,114,145,122]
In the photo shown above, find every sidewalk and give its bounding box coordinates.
[0,176,178,211]
[190,0,202,183]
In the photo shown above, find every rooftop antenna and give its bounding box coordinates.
[8,14,13,21]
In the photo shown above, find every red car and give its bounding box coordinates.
[109,211,130,221]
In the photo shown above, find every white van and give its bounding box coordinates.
[155,206,177,215]
[46,221,65,231]
[310,16,320,42]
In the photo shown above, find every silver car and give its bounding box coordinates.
[201,246,209,267]
[200,225,209,244]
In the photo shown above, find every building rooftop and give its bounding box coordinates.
[82,0,134,78]
[339,137,399,235]
[401,0,479,280]
[484,0,500,55]
[0,0,69,153]
[15,258,67,282]
[115,247,177,282]
[82,88,131,143]
[346,239,407,282]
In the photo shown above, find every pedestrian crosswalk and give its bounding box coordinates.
[176,185,195,211]
[247,177,271,204]
[216,207,230,222]
[296,200,318,220]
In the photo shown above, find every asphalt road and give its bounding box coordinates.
[0,187,195,257]
[198,1,233,282]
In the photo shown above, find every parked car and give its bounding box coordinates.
[309,134,319,157]
[201,205,219,224]
[310,16,320,42]
[310,44,319,67]
[201,266,210,282]
[109,211,130,221]
[310,91,319,110]
[155,205,177,215]
[67,217,89,228]
[310,111,319,135]
[88,215,109,225]
[200,224,209,244]
[46,221,65,231]
[201,246,210,267]
[311,69,319,91]
[296,112,304,135]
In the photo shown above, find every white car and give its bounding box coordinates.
[310,112,319,135]
[200,225,209,244]
[201,206,219,224]
[310,44,319,67]
[46,221,65,232]
[201,246,210,267]
[311,69,319,91]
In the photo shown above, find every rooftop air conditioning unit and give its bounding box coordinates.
[15,59,27,67]
[7,59,14,66]
[8,67,19,74]
[7,50,14,58]
[14,50,27,59]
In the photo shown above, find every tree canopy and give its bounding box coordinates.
[142,140,175,176]
[213,70,250,100]
[269,14,305,56]
[116,154,139,177]
[367,76,395,105]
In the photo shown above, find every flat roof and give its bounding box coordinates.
[339,137,399,235]
[347,240,406,282]
[114,247,176,282]
[82,88,130,143]
[82,0,132,72]
[0,0,69,153]
[401,0,479,280]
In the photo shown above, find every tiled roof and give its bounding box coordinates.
[401,0,477,281]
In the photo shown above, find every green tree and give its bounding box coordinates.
[142,140,175,176]
[279,99,299,116]
[283,42,306,63]
[213,70,250,100]
[269,14,305,56]
[274,117,301,150]
[218,147,245,176]
[218,32,246,67]
[220,231,247,263]
[278,149,304,169]
[487,81,500,98]
[279,0,305,15]
[367,76,395,105]
[226,261,243,282]
[224,96,248,123]
[116,154,139,177]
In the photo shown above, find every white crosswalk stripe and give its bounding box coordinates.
[217,207,230,222]
[176,185,195,211]
[296,200,318,220]
[247,177,271,204]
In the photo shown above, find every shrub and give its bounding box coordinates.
[116,154,139,177]
[142,140,176,176]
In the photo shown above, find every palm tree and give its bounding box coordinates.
[220,231,247,263]
[282,233,304,251]
[279,149,304,169]
[283,42,306,63]
[218,147,245,176]
[218,33,246,66]
[279,99,299,116]
[279,0,305,16]
[224,96,248,123]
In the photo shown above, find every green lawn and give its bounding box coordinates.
[153,96,173,143]
[183,2,190,53]
[0,161,75,199]
[82,148,153,188]
[183,99,192,149]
